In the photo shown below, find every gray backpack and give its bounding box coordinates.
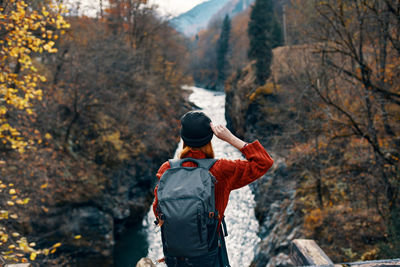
[156,158,219,261]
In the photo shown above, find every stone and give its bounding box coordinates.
[136,257,156,267]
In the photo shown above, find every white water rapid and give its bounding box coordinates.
[143,86,260,267]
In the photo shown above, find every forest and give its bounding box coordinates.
[0,0,399,266]
[0,0,191,265]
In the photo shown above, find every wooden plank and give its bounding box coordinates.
[290,239,334,266]
[345,258,400,266]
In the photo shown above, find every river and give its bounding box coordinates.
[115,86,260,267]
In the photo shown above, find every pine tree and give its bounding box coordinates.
[216,15,231,90]
[248,0,282,85]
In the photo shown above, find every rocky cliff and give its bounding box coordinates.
[250,160,301,267]
[1,89,191,266]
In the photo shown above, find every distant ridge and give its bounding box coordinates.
[171,0,254,36]
[211,0,254,21]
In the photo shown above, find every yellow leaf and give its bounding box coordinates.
[0,233,8,242]
[40,183,48,189]
[10,214,18,219]
[9,189,16,195]
[45,133,52,139]
[52,242,61,248]
[30,252,37,261]
[7,201,15,206]
[74,235,82,239]
[50,248,56,254]
[0,210,9,219]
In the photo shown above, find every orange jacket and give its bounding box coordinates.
[152,140,274,222]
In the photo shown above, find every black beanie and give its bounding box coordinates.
[180,111,213,148]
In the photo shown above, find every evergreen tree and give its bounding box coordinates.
[248,0,282,85]
[216,15,231,90]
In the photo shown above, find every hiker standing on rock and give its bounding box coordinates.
[152,111,273,267]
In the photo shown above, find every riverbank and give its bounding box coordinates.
[225,44,394,265]
[1,85,190,266]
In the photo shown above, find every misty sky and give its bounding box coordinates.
[149,0,207,16]
[66,0,208,17]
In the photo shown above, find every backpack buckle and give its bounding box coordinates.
[209,212,215,219]
[155,214,165,227]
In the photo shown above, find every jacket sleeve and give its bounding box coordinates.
[212,140,273,190]
[152,161,171,217]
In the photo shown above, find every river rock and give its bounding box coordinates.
[136,258,156,267]
[29,206,114,266]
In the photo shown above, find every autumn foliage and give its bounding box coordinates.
[189,9,252,90]
[0,0,72,264]
[1,0,399,265]
[1,0,190,265]
[235,0,400,262]
[0,0,70,152]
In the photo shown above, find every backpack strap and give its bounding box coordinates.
[168,159,181,169]
[218,218,231,267]
[218,233,231,267]
[221,217,228,237]
[197,158,218,170]
[169,158,217,170]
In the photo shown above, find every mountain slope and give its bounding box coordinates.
[171,0,254,36]
[212,0,254,21]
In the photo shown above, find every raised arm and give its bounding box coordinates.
[210,123,273,190]
[210,123,247,150]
